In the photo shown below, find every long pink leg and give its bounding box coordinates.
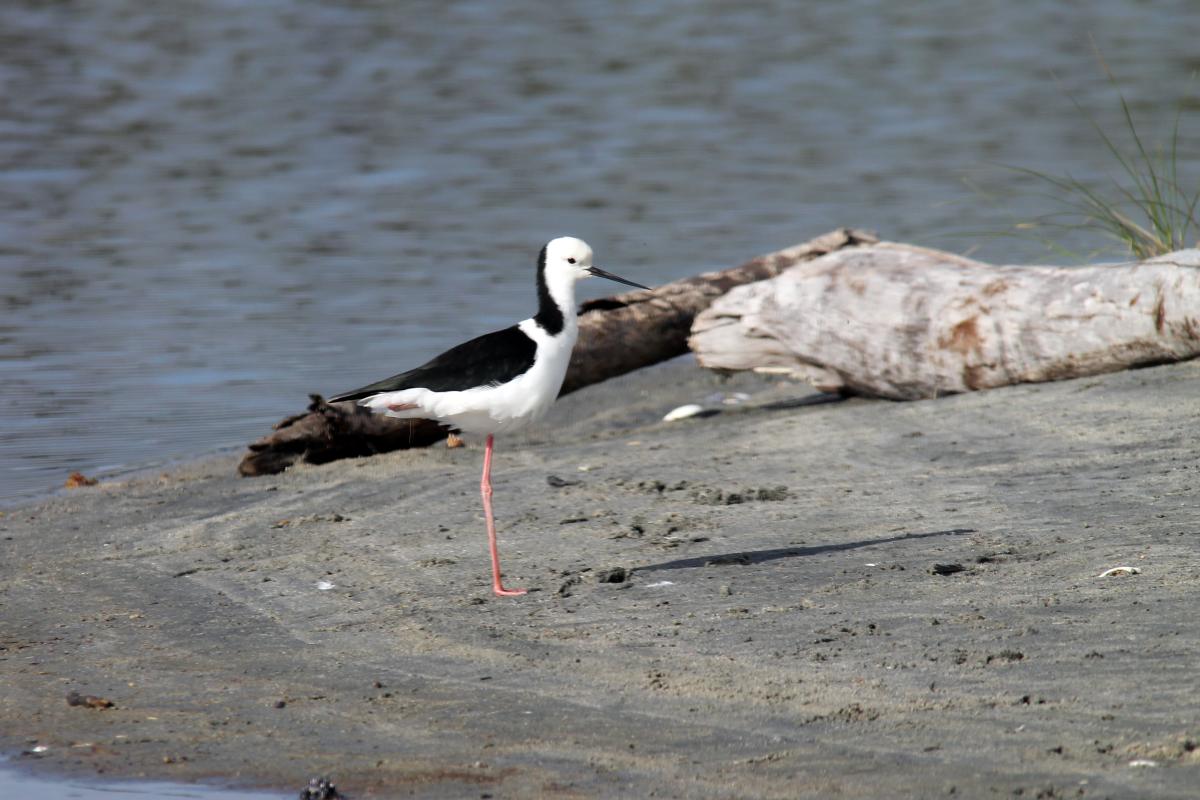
[481,434,526,597]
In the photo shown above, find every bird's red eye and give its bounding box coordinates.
[567,258,577,264]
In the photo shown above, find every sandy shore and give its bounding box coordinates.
[2,358,1198,798]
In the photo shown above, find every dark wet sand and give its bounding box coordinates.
[2,360,1198,798]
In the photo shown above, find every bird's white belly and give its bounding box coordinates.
[431,367,561,434]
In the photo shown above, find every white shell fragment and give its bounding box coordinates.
[663,404,705,422]
[316,580,335,591]
[1128,759,1159,768]
[1097,566,1141,578]
[644,581,675,588]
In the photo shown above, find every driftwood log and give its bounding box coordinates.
[689,243,1200,400]
[238,228,877,475]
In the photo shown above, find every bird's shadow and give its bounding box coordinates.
[634,528,977,573]
[695,392,849,419]
[757,393,848,411]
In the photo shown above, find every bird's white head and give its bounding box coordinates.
[543,237,596,282]
[541,236,650,290]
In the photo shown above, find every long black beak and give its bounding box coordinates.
[587,266,650,291]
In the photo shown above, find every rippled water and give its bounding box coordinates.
[2,0,1198,504]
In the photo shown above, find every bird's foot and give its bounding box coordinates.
[493,585,527,597]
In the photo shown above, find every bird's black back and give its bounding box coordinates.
[327,325,538,403]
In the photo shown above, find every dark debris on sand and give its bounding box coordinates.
[299,775,343,800]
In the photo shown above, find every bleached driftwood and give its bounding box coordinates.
[239,228,877,475]
[689,243,1200,400]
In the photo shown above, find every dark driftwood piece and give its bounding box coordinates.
[238,396,450,477]
[238,228,875,476]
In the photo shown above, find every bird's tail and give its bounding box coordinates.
[358,389,432,420]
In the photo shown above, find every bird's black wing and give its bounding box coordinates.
[327,325,538,403]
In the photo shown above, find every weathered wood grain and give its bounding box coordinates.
[690,243,1200,399]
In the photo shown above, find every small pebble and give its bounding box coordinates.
[66,691,114,709]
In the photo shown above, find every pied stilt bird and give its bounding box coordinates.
[328,237,649,596]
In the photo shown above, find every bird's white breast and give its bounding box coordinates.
[485,317,577,428]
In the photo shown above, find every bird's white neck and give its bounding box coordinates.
[545,269,580,320]
[533,263,579,337]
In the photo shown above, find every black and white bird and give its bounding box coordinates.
[328,237,649,596]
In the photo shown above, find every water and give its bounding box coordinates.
[2,0,1199,504]
[0,759,283,799]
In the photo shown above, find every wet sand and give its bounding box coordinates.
[2,360,1198,798]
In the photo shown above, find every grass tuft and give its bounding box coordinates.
[1010,54,1199,260]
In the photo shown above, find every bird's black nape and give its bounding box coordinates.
[533,244,565,335]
